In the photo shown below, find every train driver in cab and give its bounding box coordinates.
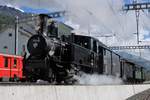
[47,19,58,37]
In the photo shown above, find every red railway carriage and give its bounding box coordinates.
[0,53,23,81]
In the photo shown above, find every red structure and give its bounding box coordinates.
[0,53,23,81]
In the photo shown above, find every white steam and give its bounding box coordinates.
[75,73,123,85]
[1,0,150,45]
[1,0,150,60]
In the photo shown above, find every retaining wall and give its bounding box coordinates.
[0,84,150,100]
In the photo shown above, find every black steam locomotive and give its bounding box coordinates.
[24,14,145,84]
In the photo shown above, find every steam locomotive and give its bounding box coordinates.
[24,14,146,84]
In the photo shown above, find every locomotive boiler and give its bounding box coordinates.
[24,34,74,83]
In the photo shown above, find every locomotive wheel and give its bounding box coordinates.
[54,63,79,85]
[54,64,70,84]
[47,68,55,83]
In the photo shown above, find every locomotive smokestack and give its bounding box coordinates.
[36,14,49,35]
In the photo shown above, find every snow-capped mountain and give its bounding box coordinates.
[0,5,28,17]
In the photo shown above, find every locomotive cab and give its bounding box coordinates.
[70,34,105,74]
[36,14,58,38]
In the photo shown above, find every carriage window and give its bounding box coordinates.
[4,57,8,68]
[103,49,106,55]
[93,40,97,53]
[98,46,103,54]
[14,59,17,68]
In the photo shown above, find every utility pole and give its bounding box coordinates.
[86,9,93,36]
[123,1,150,44]
[15,16,19,55]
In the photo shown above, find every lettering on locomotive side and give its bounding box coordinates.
[32,37,40,43]
[33,43,38,48]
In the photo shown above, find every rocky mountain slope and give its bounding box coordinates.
[0,5,30,31]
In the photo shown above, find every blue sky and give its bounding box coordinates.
[22,0,128,13]
[124,0,150,4]
[21,6,50,14]
[144,34,150,39]
[124,0,132,4]
[19,0,150,13]
[19,0,150,40]
[123,0,150,40]
[20,6,65,22]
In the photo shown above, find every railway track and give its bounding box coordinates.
[127,89,150,100]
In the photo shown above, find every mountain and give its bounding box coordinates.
[0,5,31,31]
[0,5,25,17]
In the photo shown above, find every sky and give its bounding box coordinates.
[19,0,149,13]
[21,6,50,13]
[4,0,150,13]
[1,0,150,42]
[1,0,150,60]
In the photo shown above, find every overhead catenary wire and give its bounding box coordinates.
[85,9,114,35]
[107,0,125,34]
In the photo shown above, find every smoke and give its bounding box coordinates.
[74,72,123,85]
[1,0,150,45]
[1,0,150,59]
[58,0,136,42]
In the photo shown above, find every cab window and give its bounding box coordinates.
[74,35,91,49]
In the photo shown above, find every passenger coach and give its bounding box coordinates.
[0,53,23,81]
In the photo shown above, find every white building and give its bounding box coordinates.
[0,20,73,56]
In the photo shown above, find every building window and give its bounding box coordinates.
[8,33,12,37]
[3,46,8,53]
[3,46,8,49]
[4,57,8,68]
[14,59,17,68]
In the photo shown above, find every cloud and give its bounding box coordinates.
[1,0,150,53]
[0,1,137,33]
[1,0,150,44]
[57,0,138,44]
